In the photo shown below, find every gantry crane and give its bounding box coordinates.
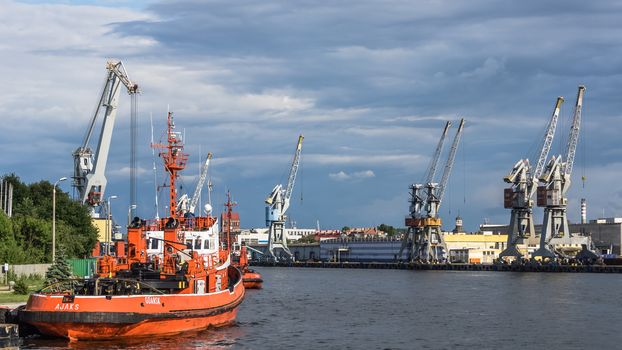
[499,97,564,259]
[401,119,464,262]
[265,135,304,261]
[72,60,139,216]
[533,85,588,259]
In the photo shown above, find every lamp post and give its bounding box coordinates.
[52,177,67,262]
[128,204,137,227]
[107,195,118,255]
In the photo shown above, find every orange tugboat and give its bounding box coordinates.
[19,112,245,341]
[236,242,263,289]
[222,193,263,289]
[241,265,263,289]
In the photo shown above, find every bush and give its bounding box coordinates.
[13,278,29,295]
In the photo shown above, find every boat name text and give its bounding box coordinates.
[145,296,161,305]
[54,303,79,311]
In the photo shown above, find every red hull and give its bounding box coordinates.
[20,268,245,341]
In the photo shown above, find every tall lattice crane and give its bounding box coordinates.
[499,97,564,259]
[72,60,139,216]
[399,121,450,261]
[533,85,588,258]
[401,119,464,262]
[266,135,304,261]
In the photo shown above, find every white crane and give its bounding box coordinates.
[402,119,464,262]
[400,121,451,261]
[190,153,212,215]
[533,85,591,258]
[499,97,563,259]
[266,135,304,261]
[72,60,139,216]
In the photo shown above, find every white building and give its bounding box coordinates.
[238,227,316,245]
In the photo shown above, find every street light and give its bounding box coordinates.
[128,204,137,227]
[52,177,67,262]
[107,195,118,255]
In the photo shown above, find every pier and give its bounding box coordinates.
[251,261,622,273]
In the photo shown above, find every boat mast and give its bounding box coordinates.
[156,112,188,220]
[224,191,236,251]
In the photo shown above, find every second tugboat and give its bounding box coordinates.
[223,196,263,289]
[19,112,245,341]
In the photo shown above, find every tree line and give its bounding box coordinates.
[0,174,98,264]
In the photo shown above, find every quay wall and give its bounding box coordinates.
[251,261,622,273]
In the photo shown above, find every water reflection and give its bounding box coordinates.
[22,324,245,350]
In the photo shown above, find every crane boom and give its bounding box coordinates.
[437,118,464,206]
[188,153,212,215]
[533,97,564,180]
[424,121,451,185]
[563,85,585,178]
[73,60,139,210]
[284,135,304,204]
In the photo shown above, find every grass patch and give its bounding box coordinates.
[0,292,30,304]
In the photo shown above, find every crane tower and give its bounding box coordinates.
[265,135,304,261]
[533,86,592,259]
[72,60,139,216]
[499,97,564,260]
[401,119,464,262]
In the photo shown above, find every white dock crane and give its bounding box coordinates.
[265,135,304,261]
[499,97,564,259]
[399,121,451,261]
[72,60,139,216]
[402,119,464,262]
[533,85,592,259]
[178,153,213,216]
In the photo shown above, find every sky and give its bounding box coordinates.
[1,0,622,232]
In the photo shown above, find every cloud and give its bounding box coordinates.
[329,170,375,181]
[3,0,622,231]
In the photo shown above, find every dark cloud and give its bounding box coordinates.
[3,0,622,230]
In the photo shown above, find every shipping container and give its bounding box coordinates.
[69,258,97,278]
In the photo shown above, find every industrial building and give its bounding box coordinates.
[481,218,622,257]
[320,237,408,262]
[238,227,316,245]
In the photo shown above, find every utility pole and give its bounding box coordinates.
[107,195,118,255]
[52,177,67,262]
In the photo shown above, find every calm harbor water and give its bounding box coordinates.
[22,267,622,349]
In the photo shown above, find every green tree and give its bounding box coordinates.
[45,247,72,286]
[296,235,318,244]
[0,174,98,263]
[341,226,351,234]
[377,223,397,236]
